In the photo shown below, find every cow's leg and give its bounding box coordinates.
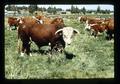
[17,38,22,54]
[20,40,29,56]
[94,31,98,38]
[26,41,32,56]
[8,26,12,31]
[20,42,26,57]
[106,30,112,40]
[90,29,95,36]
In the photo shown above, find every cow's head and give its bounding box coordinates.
[55,27,79,45]
[51,17,65,29]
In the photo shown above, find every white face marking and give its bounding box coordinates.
[62,27,74,45]
[40,20,43,24]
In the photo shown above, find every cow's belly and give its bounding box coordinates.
[31,36,51,47]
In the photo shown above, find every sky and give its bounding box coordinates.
[5,4,114,11]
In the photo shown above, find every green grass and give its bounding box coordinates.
[5,15,114,79]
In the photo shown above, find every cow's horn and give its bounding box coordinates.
[55,29,63,35]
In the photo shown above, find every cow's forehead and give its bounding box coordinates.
[63,27,73,35]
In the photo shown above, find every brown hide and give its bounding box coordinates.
[8,17,20,30]
[87,18,104,24]
[35,15,52,24]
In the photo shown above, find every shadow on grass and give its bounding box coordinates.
[31,49,50,55]
[64,50,76,60]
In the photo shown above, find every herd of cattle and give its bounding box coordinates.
[78,16,114,39]
[7,15,114,57]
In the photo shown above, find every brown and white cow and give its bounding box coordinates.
[89,18,114,39]
[78,15,98,23]
[84,18,105,31]
[18,22,79,56]
[8,17,20,30]
[17,17,65,56]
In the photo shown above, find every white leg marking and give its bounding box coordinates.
[20,52,24,57]
[30,53,32,56]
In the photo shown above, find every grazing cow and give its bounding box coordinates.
[85,18,105,31]
[78,16,97,23]
[89,24,106,37]
[17,17,66,56]
[89,18,114,39]
[8,17,20,30]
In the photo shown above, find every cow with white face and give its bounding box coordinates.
[55,27,79,45]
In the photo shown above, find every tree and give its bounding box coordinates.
[47,6,53,14]
[81,7,86,15]
[97,6,101,14]
[6,5,17,11]
[47,6,57,14]
[29,5,38,14]
[71,5,76,13]
[66,9,71,11]
[53,7,57,14]
[56,8,62,11]
[75,6,80,14]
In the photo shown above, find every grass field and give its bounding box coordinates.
[5,15,114,79]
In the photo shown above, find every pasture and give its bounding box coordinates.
[5,14,114,79]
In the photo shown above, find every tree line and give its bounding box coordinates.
[5,5,113,15]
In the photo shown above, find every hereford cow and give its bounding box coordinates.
[89,24,106,37]
[89,18,114,39]
[85,18,105,31]
[18,22,79,56]
[17,17,66,56]
[78,16,98,23]
[8,17,20,30]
